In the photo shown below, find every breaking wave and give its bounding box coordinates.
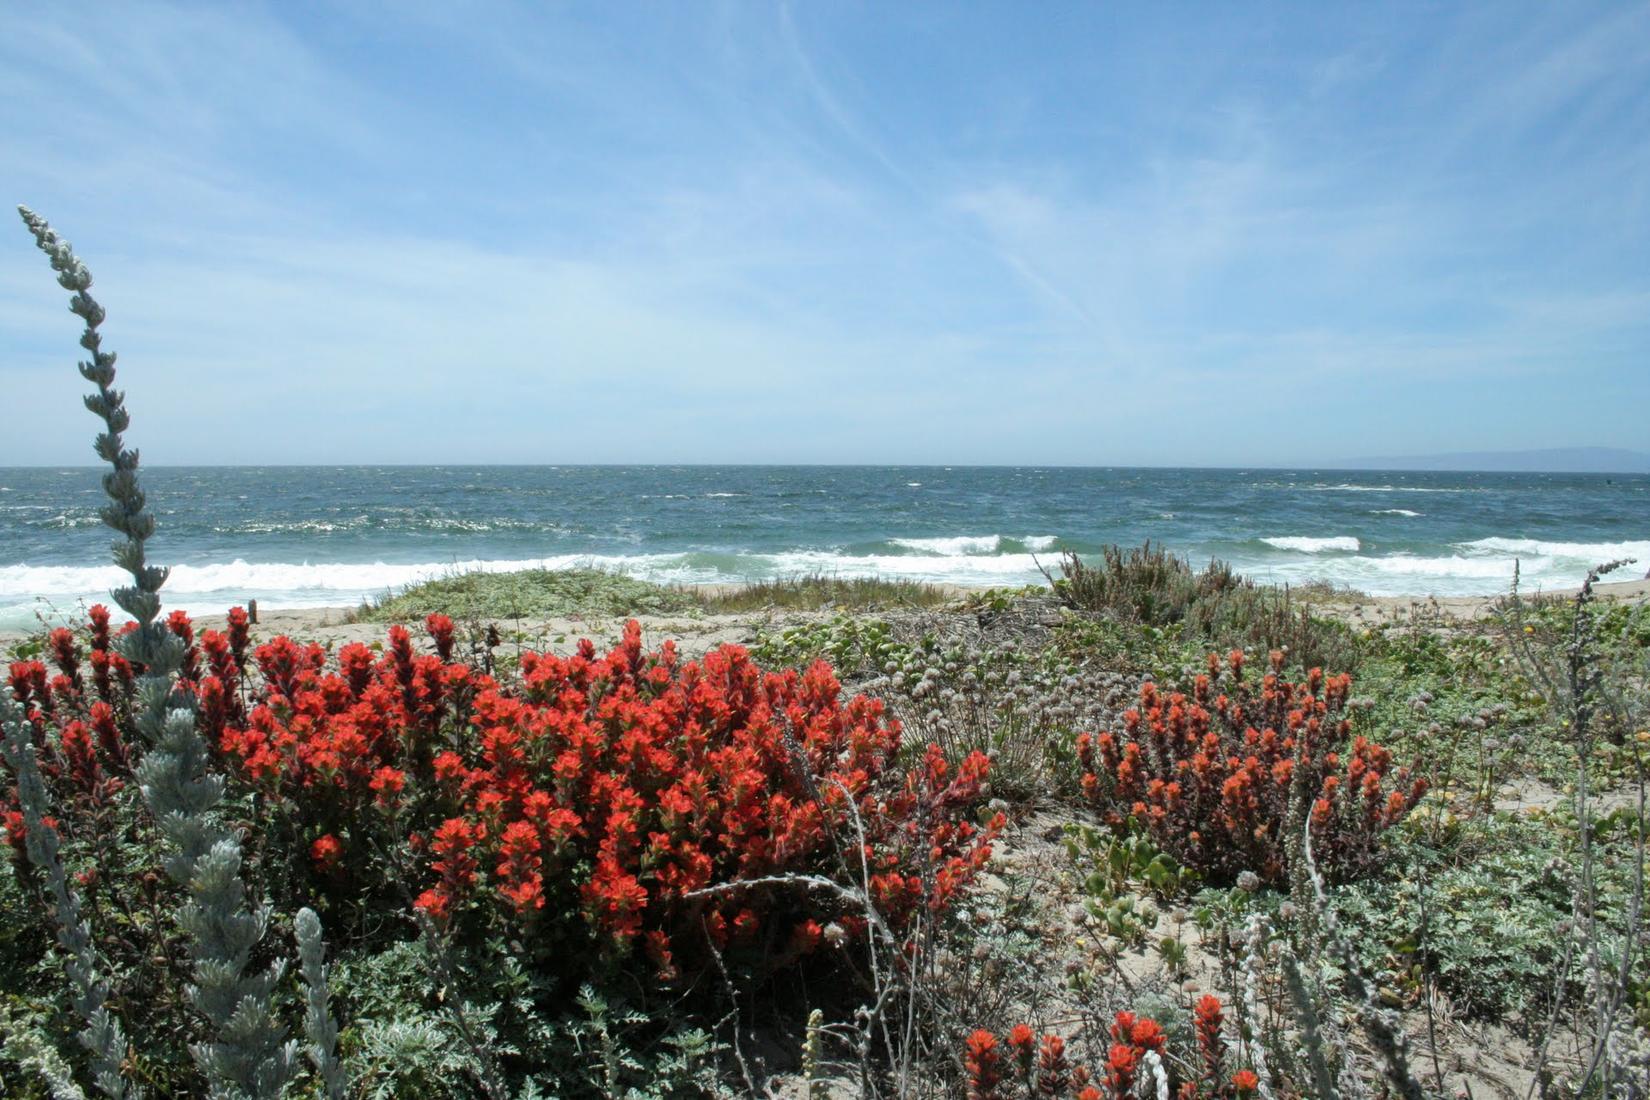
[1260,536,1361,553]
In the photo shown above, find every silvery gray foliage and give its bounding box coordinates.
[1299,815,1425,1100]
[0,694,135,1100]
[18,206,298,1099]
[296,908,346,1100]
[1,1005,90,1100]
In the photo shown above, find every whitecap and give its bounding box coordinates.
[1261,536,1361,553]
[765,549,1044,581]
[1234,546,1638,597]
[891,535,1001,556]
[1302,483,1466,494]
[1460,537,1650,560]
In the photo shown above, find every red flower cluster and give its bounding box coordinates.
[218,618,472,832]
[210,615,997,983]
[2,606,146,863]
[408,621,998,978]
[310,833,344,870]
[85,604,135,702]
[6,606,997,992]
[1195,993,1225,1083]
[964,1027,1076,1100]
[1076,650,1427,884]
[2,607,134,814]
[1103,1010,1165,1097]
[962,1014,1148,1100]
[964,1029,1004,1100]
[968,1000,1260,1100]
[0,609,469,902]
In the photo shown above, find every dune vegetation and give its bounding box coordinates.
[350,568,959,626]
[4,212,1647,1100]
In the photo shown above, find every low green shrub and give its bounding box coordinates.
[352,567,699,623]
[1334,808,1646,1021]
[697,573,955,613]
[1050,544,1364,674]
[753,614,1133,800]
[1048,543,1246,626]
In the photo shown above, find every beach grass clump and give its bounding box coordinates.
[352,566,700,623]
[1048,542,1248,626]
[695,572,956,613]
[1053,543,1365,673]
[1198,583,1367,675]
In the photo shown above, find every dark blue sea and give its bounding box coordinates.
[1,465,1646,629]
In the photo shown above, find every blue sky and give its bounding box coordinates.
[2,2,1647,466]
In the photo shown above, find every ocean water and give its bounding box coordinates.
[1,465,1646,630]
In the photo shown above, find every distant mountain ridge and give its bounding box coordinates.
[1336,447,1650,474]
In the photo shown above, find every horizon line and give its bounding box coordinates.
[2,460,1647,475]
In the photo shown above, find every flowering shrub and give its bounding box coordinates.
[1076,650,1427,885]
[5,607,998,994]
[3,613,137,825]
[216,614,996,983]
[963,997,1259,1099]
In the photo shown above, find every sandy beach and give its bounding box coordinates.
[9,575,1643,656]
[1303,574,1650,626]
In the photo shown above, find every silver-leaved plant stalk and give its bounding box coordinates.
[15,206,342,1100]
[0,692,132,1100]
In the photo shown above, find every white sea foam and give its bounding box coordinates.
[1240,540,1636,593]
[765,550,1045,580]
[1363,555,1525,578]
[0,546,1061,631]
[5,530,1644,633]
[38,512,102,529]
[891,535,1001,555]
[890,534,1060,555]
[1261,536,1360,553]
[221,519,368,535]
[1459,537,1650,561]
[1372,509,1421,517]
[1240,555,1516,596]
[1302,483,1466,494]
[0,559,553,598]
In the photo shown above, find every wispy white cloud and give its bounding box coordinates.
[1,1,1646,466]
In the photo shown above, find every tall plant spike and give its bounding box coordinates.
[17,206,299,1099]
[0,694,136,1100]
[295,909,346,1100]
